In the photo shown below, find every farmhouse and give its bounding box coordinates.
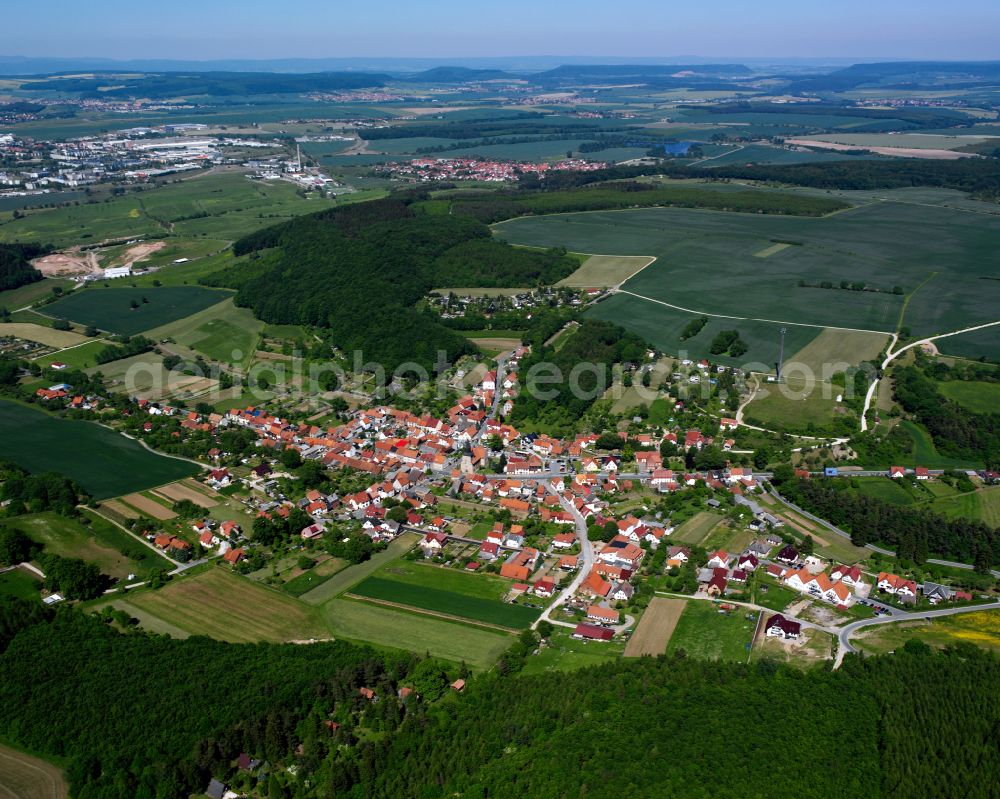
[586,605,620,625]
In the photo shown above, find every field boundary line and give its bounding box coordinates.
[343,593,520,634]
[616,289,895,336]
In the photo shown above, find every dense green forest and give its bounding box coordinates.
[509,319,647,434]
[0,243,45,292]
[451,180,848,224]
[211,198,576,370]
[772,471,999,568]
[893,365,1000,467]
[0,599,997,799]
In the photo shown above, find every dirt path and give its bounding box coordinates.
[0,744,67,799]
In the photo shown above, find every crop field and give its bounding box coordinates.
[785,329,889,375]
[698,144,865,167]
[141,296,262,366]
[497,198,1000,360]
[126,568,327,643]
[154,480,219,508]
[0,743,68,799]
[0,322,90,348]
[624,597,687,656]
[43,286,231,337]
[373,560,512,599]
[672,511,726,545]
[665,600,755,661]
[0,399,198,499]
[351,576,540,629]
[936,380,1000,414]
[0,172,336,248]
[927,486,1000,527]
[120,493,176,520]
[298,533,419,605]
[556,254,654,287]
[0,278,73,310]
[320,598,512,668]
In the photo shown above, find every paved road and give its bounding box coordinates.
[861,320,1000,432]
[532,482,594,631]
[834,600,1000,668]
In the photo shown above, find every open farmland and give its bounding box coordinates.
[625,597,687,656]
[142,297,264,367]
[496,197,1000,361]
[0,744,67,799]
[936,380,1000,415]
[556,254,654,287]
[43,286,230,337]
[319,598,512,668]
[0,323,90,348]
[0,399,198,499]
[125,568,327,642]
[350,576,540,629]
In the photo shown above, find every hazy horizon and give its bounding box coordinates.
[2,0,998,63]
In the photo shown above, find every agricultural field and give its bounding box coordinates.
[664,599,756,661]
[0,171,336,248]
[350,576,539,629]
[142,296,263,367]
[785,329,889,376]
[926,486,1000,528]
[555,254,654,288]
[281,558,349,597]
[320,598,512,669]
[0,322,90,348]
[854,610,1000,656]
[850,477,916,506]
[497,198,1000,361]
[0,743,68,799]
[0,399,198,499]
[522,627,625,675]
[43,286,231,337]
[936,380,1000,415]
[298,533,419,605]
[124,568,328,643]
[624,597,686,656]
[673,511,725,545]
[0,278,73,310]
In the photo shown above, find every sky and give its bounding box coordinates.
[1,0,999,62]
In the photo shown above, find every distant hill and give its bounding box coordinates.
[788,60,1000,93]
[402,66,517,83]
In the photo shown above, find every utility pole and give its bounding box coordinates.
[776,326,787,381]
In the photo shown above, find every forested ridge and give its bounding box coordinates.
[0,600,997,799]
[0,243,45,292]
[773,473,999,568]
[210,198,577,370]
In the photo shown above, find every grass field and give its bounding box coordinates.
[937,380,1000,415]
[0,568,41,601]
[555,255,654,288]
[673,511,725,545]
[43,286,231,337]
[141,296,263,366]
[125,568,327,642]
[855,609,1000,656]
[927,486,1000,527]
[785,328,889,376]
[298,533,418,605]
[665,599,756,661]
[0,399,198,499]
[281,558,349,597]
[521,628,625,674]
[0,322,90,348]
[351,576,540,629]
[0,743,68,799]
[320,598,512,668]
[497,198,1000,360]
[851,477,916,506]
[1,512,135,581]
[33,340,113,370]
[743,375,851,433]
[624,597,686,656]
[898,421,979,470]
[0,278,73,311]
[0,172,337,248]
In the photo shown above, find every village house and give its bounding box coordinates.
[765,614,801,640]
